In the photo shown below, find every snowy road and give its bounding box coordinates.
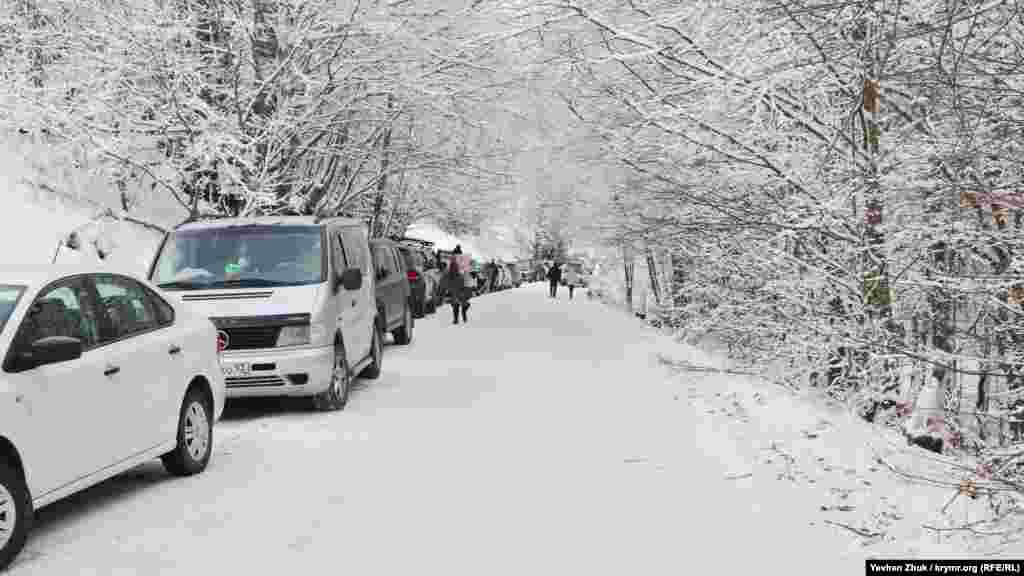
[9,283,860,575]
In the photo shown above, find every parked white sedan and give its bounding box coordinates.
[0,265,225,569]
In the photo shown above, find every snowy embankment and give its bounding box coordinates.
[1,132,179,273]
[585,261,1024,556]
[600,293,1024,557]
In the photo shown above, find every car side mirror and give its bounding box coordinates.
[340,267,362,291]
[20,336,83,369]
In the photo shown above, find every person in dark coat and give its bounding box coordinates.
[442,245,471,324]
[487,260,499,292]
[546,262,562,298]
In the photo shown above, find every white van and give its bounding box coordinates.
[147,216,382,411]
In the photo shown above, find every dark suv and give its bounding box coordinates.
[395,244,430,318]
[369,239,413,345]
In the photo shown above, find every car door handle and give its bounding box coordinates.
[169,345,182,355]
[351,299,357,307]
[103,366,120,376]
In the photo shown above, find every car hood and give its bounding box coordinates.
[162,283,324,319]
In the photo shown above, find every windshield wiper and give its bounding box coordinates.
[157,280,209,290]
[209,278,294,288]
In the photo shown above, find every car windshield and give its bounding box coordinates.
[151,225,325,290]
[0,285,25,333]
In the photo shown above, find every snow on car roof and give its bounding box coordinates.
[175,215,362,232]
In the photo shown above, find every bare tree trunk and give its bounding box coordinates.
[854,13,901,422]
[304,122,350,214]
[16,0,46,90]
[251,0,280,119]
[370,95,395,238]
[623,244,634,313]
[646,244,661,310]
[670,252,689,323]
[179,0,238,215]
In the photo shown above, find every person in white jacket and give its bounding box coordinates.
[564,268,579,299]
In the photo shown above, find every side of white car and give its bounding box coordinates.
[0,268,225,570]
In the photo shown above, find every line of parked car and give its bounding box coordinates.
[0,214,516,569]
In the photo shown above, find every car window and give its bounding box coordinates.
[341,228,370,275]
[13,278,99,351]
[93,275,158,340]
[144,286,175,326]
[0,285,26,335]
[373,246,395,279]
[337,229,354,272]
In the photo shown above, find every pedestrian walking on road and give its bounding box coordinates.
[565,267,579,300]
[442,245,471,324]
[547,262,562,298]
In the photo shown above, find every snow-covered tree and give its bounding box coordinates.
[520,0,1024,463]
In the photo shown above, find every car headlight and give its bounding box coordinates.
[277,325,311,347]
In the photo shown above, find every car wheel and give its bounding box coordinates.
[0,462,31,571]
[161,387,213,476]
[392,305,413,345]
[313,341,351,411]
[360,321,383,379]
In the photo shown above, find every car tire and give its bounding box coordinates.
[161,387,213,477]
[392,305,413,345]
[0,462,31,571]
[313,341,351,411]
[360,321,383,379]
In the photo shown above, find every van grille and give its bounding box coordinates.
[220,326,281,350]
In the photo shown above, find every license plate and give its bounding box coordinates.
[223,362,252,378]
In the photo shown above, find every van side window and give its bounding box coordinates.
[341,229,369,275]
[332,232,348,273]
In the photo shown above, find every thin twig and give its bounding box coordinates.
[823,519,883,538]
[657,354,759,376]
[923,524,1012,537]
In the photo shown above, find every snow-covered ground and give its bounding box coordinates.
[6,281,1012,574]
